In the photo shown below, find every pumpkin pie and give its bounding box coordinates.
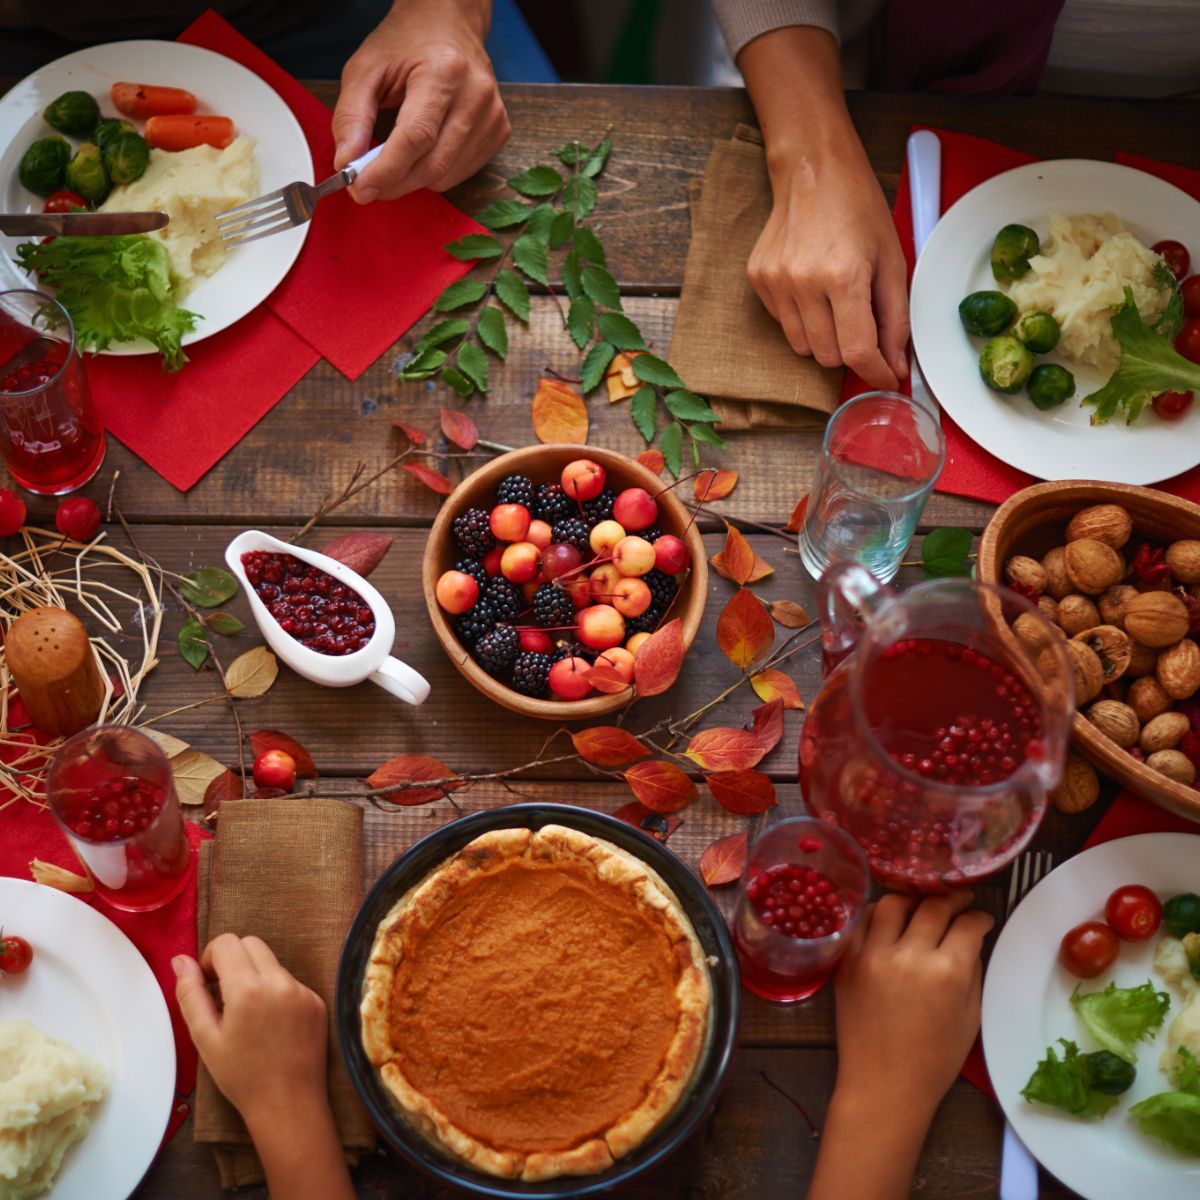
[360,824,711,1181]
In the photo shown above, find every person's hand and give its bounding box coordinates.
[331,0,510,204]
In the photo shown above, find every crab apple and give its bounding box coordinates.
[611,576,652,617]
[527,519,553,550]
[0,489,26,537]
[482,546,504,576]
[596,646,636,684]
[589,519,626,555]
[549,655,594,700]
[253,749,297,791]
[561,574,593,609]
[55,496,100,542]
[653,534,690,574]
[578,603,625,651]
[500,541,541,583]
[490,503,531,543]
[626,631,651,655]
[435,569,479,614]
[561,458,606,502]
[519,629,554,653]
[613,487,658,532]
[521,579,540,604]
[613,535,655,577]
[542,542,582,581]
[588,562,623,601]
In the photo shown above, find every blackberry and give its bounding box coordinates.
[452,507,495,558]
[453,557,488,590]
[581,488,616,526]
[496,474,534,507]
[454,600,495,647]
[511,651,552,697]
[474,623,519,675]
[643,568,678,611]
[483,577,523,622]
[626,606,663,636]
[553,640,597,664]
[532,583,575,629]
[641,527,664,544]
[551,516,591,553]
[533,483,574,524]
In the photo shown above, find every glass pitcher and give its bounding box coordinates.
[799,563,1075,892]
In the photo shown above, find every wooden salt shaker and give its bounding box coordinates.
[4,606,105,737]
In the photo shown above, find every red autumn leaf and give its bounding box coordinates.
[251,787,289,799]
[439,406,479,450]
[685,726,767,771]
[249,730,318,777]
[750,698,785,753]
[694,468,739,503]
[203,768,244,819]
[707,769,778,815]
[571,726,649,767]
[366,754,461,805]
[393,420,427,444]
[699,831,749,887]
[632,618,685,697]
[623,761,698,814]
[583,660,632,695]
[746,554,774,582]
[750,669,804,710]
[769,600,811,628]
[401,461,452,495]
[785,493,810,534]
[636,449,665,475]
[531,377,589,444]
[613,801,682,843]
[320,531,393,579]
[716,588,774,668]
[709,521,755,585]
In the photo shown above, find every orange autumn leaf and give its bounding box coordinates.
[699,831,749,887]
[401,461,452,494]
[606,351,643,403]
[439,406,479,450]
[393,420,427,444]
[584,660,633,695]
[750,669,804,710]
[685,726,767,772]
[709,522,755,585]
[623,760,698,814]
[694,469,739,503]
[612,801,682,843]
[322,531,393,578]
[249,730,318,777]
[633,618,685,697]
[571,726,649,767]
[750,698,785,754]
[785,493,810,534]
[769,600,811,628]
[532,377,589,444]
[636,449,665,475]
[746,554,774,583]
[366,754,461,805]
[716,588,774,668]
[707,769,778,815]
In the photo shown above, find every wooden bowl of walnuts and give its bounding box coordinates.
[978,481,1200,824]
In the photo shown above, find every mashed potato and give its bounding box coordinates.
[1007,212,1169,373]
[0,1021,107,1200]
[100,135,259,289]
[1153,935,1200,1077]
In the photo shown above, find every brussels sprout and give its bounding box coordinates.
[42,90,100,137]
[1163,893,1200,939]
[93,117,137,153]
[1082,1050,1136,1096]
[18,135,71,197]
[991,223,1041,282]
[959,290,1017,336]
[1027,363,1075,410]
[1013,310,1062,353]
[102,131,149,186]
[63,142,110,206]
[979,335,1035,394]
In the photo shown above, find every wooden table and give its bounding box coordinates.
[30,83,1194,1198]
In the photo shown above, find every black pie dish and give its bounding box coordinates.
[335,803,741,1198]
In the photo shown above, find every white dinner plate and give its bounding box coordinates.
[911,160,1200,485]
[0,876,175,1199]
[983,832,1200,1200]
[0,39,313,353]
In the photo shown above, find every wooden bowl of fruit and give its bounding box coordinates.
[978,480,1200,823]
[422,445,708,719]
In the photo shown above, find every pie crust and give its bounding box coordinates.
[360,824,711,1181]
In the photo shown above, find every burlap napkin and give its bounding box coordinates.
[669,125,842,431]
[194,798,374,1188]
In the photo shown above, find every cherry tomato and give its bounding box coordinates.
[1059,921,1119,979]
[1153,239,1192,281]
[1105,884,1163,941]
[42,190,87,214]
[1177,319,1200,366]
[0,932,33,975]
[1153,391,1194,420]
[1183,276,1200,321]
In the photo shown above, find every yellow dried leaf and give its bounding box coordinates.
[140,728,189,758]
[606,351,643,403]
[29,859,93,894]
[224,646,279,698]
[171,749,228,806]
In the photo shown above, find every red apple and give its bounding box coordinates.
[653,534,690,574]
[626,631,652,654]
[490,503,531,543]
[612,487,658,532]
[527,519,553,550]
[589,519,625,555]
[549,655,593,700]
[596,646,635,683]
[435,569,479,614]
[613,535,655,577]
[578,603,625,651]
[482,546,504,576]
[611,576,651,617]
[519,629,554,653]
[253,749,297,791]
[500,541,541,583]
[561,458,606,502]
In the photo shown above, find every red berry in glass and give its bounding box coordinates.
[252,749,297,791]
[748,865,847,940]
[55,496,100,541]
[0,488,26,537]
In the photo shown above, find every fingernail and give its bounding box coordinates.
[334,141,347,164]
[171,955,186,977]
[354,185,378,205]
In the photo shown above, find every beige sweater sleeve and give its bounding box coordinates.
[711,0,840,58]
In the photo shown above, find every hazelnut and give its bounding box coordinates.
[1057,595,1101,636]
[1125,638,1158,677]
[1146,749,1197,786]
[1037,595,1060,624]
[1013,611,1059,652]
[1086,699,1140,748]
[1052,753,1100,813]
[1066,503,1133,550]
[1166,540,1200,584]
[1063,639,1105,704]
[1139,710,1190,754]
[1098,584,1137,627]
[1124,591,1191,648]
[1064,539,1124,594]
[1127,676,1173,722]
[1005,555,1047,595]
[1156,637,1200,700]
[1071,625,1131,682]
[1041,547,1073,600]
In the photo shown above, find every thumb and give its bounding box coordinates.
[173,954,220,1053]
[331,63,386,172]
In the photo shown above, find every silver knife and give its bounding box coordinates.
[0,211,169,237]
[906,131,941,415]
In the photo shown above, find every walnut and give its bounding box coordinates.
[1071,625,1131,682]
[1127,676,1173,722]
[1126,638,1159,677]
[1166,540,1200,584]
[1052,754,1100,813]
[1037,595,1060,624]
[1098,584,1138,627]
[1156,637,1200,700]
[1063,639,1105,704]
[1041,546,1073,600]
[1086,700,1140,748]
[1124,591,1191,648]
[1146,749,1197,786]
[1013,611,1060,652]
[1064,539,1124,594]
[1057,595,1101,636]
[1139,710,1190,754]
[1066,504,1133,550]
[1005,555,1047,596]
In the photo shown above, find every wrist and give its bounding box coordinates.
[829,1072,940,1134]
[241,1085,333,1142]
[389,0,491,39]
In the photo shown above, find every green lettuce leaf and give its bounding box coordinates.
[1021,1039,1120,1118]
[1129,1091,1200,1155]
[1070,980,1170,1063]
[1174,1046,1200,1097]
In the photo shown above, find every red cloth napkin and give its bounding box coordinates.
[85,9,483,491]
[843,129,1200,505]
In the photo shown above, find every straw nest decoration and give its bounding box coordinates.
[0,527,162,812]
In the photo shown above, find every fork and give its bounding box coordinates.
[999,849,1053,1200]
[214,145,383,250]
